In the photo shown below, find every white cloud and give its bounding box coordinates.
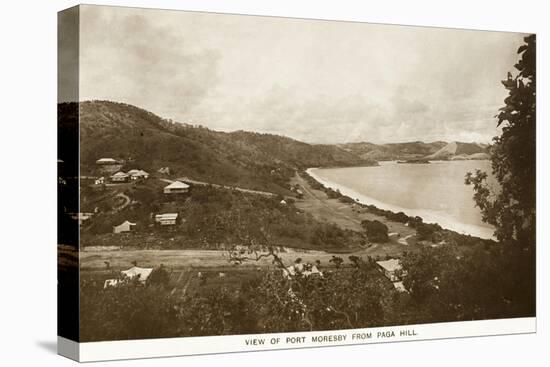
[79,5,527,144]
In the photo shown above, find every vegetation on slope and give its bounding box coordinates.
[69,100,375,195]
[80,242,533,342]
[80,180,364,252]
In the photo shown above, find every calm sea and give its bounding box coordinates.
[308,160,496,239]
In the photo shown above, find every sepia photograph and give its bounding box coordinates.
[57,4,535,355]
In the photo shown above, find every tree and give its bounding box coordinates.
[464,35,536,316]
[400,246,456,303]
[361,219,389,243]
[329,255,344,269]
[465,35,536,247]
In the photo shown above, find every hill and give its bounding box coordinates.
[341,140,489,161]
[67,100,375,194]
[340,141,447,161]
[425,142,489,160]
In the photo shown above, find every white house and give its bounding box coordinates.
[111,171,129,182]
[163,181,189,194]
[128,169,149,180]
[96,158,117,165]
[155,213,179,226]
[69,212,94,226]
[113,220,136,234]
[103,279,120,288]
[376,259,403,282]
[135,170,149,179]
[282,263,323,279]
[121,266,154,283]
[103,266,154,288]
[94,177,105,185]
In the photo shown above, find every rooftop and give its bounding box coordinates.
[155,213,178,220]
[121,266,153,282]
[116,220,136,226]
[128,169,149,176]
[376,259,402,272]
[111,171,128,177]
[96,158,117,163]
[164,181,190,189]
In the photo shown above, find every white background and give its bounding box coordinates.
[0,0,547,365]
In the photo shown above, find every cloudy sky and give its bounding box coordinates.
[67,5,526,144]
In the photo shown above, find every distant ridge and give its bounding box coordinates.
[59,101,492,196]
[339,141,446,161]
[340,140,489,161]
[425,142,489,160]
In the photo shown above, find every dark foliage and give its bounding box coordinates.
[465,34,536,247]
[81,182,363,251]
[415,223,442,242]
[361,219,389,243]
[401,243,535,321]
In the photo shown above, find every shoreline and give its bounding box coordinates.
[306,167,495,240]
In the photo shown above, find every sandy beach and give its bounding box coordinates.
[306,167,495,240]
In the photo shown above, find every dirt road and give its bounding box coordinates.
[292,173,364,231]
[80,246,412,271]
[159,177,276,197]
[113,192,131,212]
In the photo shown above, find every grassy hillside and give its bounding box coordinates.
[80,180,364,252]
[68,100,375,194]
[425,142,488,160]
[340,141,447,161]
[341,140,488,161]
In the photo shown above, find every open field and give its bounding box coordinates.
[290,172,417,243]
[79,243,415,271]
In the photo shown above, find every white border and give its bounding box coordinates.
[60,3,540,363]
[68,318,535,362]
[4,0,548,365]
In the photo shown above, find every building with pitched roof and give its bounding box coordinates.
[111,171,129,182]
[113,220,136,234]
[163,181,189,194]
[96,158,118,165]
[376,259,403,282]
[154,213,179,226]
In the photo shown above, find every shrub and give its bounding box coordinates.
[389,211,409,223]
[416,223,442,242]
[407,216,424,228]
[147,265,171,287]
[80,279,179,341]
[329,255,344,269]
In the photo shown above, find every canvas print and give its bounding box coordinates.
[58,4,536,361]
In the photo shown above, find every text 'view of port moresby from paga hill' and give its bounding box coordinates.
[58,5,535,354]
